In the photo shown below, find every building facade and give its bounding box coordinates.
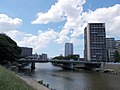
[106,38,116,62]
[26,53,48,60]
[20,47,33,57]
[106,38,115,49]
[115,40,120,47]
[65,43,73,56]
[84,23,107,61]
[116,45,120,54]
[41,53,47,60]
[116,40,120,54]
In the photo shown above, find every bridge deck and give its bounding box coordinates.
[18,59,101,64]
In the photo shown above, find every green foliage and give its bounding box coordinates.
[53,55,65,60]
[65,55,79,60]
[0,65,35,90]
[114,50,120,62]
[53,55,79,60]
[0,33,21,64]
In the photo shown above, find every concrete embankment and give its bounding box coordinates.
[99,63,120,74]
[19,76,50,90]
[102,63,120,70]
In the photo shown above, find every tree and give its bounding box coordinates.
[53,55,65,60]
[114,50,120,62]
[0,33,21,65]
[65,55,79,60]
[53,55,79,60]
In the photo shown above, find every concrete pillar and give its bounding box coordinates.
[101,62,106,70]
[31,62,35,70]
[70,63,73,69]
[63,63,74,69]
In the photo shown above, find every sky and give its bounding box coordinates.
[0,0,120,58]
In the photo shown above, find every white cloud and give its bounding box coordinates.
[32,0,86,44]
[2,2,119,56]
[5,30,32,42]
[31,2,65,24]
[0,13,58,54]
[82,4,120,38]
[70,37,82,45]
[6,29,58,53]
[32,0,120,45]
[0,14,22,32]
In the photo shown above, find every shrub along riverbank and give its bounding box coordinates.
[0,65,36,90]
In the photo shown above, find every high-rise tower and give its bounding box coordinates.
[65,43,73,56]
[84,23,107,61]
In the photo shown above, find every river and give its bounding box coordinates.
[20,63,120,90]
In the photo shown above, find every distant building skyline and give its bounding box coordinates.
[0,1,119,57]
[20,26,120,60]
[65,43,73,56]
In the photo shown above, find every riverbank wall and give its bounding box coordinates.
[19,76,50,90]
[99,63,120,74]
[101,63,120,70]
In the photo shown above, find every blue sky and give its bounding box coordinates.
[0,0,120,57]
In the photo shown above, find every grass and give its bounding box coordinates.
[0,65,36,90]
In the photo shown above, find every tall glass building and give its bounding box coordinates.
[84,23,107,62]
[65,43,73,56]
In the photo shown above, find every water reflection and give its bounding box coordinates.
[20,63,120,90]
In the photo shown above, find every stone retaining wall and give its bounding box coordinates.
[101,63,120,70]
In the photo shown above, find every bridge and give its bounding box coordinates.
[18,59,102,70]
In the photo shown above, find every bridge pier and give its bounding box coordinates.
[31,62,35,70]
[73,63,85,69]
[63,63,74,69]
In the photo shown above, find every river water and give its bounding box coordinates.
[21,63,120,90]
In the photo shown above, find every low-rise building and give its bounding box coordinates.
[106,38,116,62]
[41,53,47,60]
[26,53,48,60]
[115,40,120,47]
[116,44,120,54]
[107,49,116,62]
[116,40,120,54]
[79,58,85,61]
[20,47,33,57]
